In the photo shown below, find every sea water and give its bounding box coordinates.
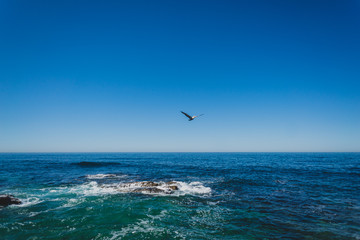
[0,153,359,239]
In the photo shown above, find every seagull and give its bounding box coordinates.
[181,111,204,121]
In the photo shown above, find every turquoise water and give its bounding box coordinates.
[0,153,359,239]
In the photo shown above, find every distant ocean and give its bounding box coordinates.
[0,153,359,239]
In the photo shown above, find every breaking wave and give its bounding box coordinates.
[85,174,127,179]
[64,180,211,197]
[4,179,211,211]
[20,197,43,208]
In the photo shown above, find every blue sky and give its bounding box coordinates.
[0,0,359,152]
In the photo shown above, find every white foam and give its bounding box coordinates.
[64,180,211,197]
[9,180,211,207]
[177,181,212,195]
[147,210,168,220]
[61,198,85,208]
[68,181,119,196]
[17,197,43,208]
[85,174,126,179]
[108,218,167,239]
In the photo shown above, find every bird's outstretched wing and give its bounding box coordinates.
[181,111,192,120]
[194,114,204,119]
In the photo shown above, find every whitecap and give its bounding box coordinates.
[108,218,167,240]
[14,180,211,202]
[62,180,211,197]
[85,174,126,179]
[177,181,212,195]
[101,180,211,196]
[16,197,43,208]
[68,181,119,196]
[61,198,85,208]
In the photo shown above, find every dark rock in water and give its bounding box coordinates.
[168,185,178,191]
[166,181,177,185]
[106,181,180,195]
[139,181,160,187]
[0,195,22,207]
[131,188,166,194]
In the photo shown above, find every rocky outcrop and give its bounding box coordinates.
[131,187,166,194]
[168,185,178,191]
[101,181,180,195]
[138,181,160,187]
[129,181,179,194]
[0,195,21,207]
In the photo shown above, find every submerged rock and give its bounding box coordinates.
[0,195,21,207]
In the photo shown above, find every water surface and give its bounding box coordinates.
[0,153,359,239]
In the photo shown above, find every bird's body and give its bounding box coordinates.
[181,111,204,121]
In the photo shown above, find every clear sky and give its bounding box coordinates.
[0,0,359,152]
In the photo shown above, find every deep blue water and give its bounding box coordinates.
[0,153,359,239]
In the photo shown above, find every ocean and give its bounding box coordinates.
[0,153,359,239]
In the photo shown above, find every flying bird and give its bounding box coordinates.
[181,111,204,121]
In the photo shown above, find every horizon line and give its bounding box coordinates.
[1,151,359,154]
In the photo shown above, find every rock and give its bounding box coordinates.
[0,195,21,207]
[139,181,160,187]
[131,188,166,194]
[166,181,177,185]
[105,180,180,195]
[168,185,178,191]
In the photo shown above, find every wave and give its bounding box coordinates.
[63,180,211,197]
[85,174,127,179]
[16,196,43,208]
[108,215,168,239]
[4,179,211,211]
[177,181,212,195]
